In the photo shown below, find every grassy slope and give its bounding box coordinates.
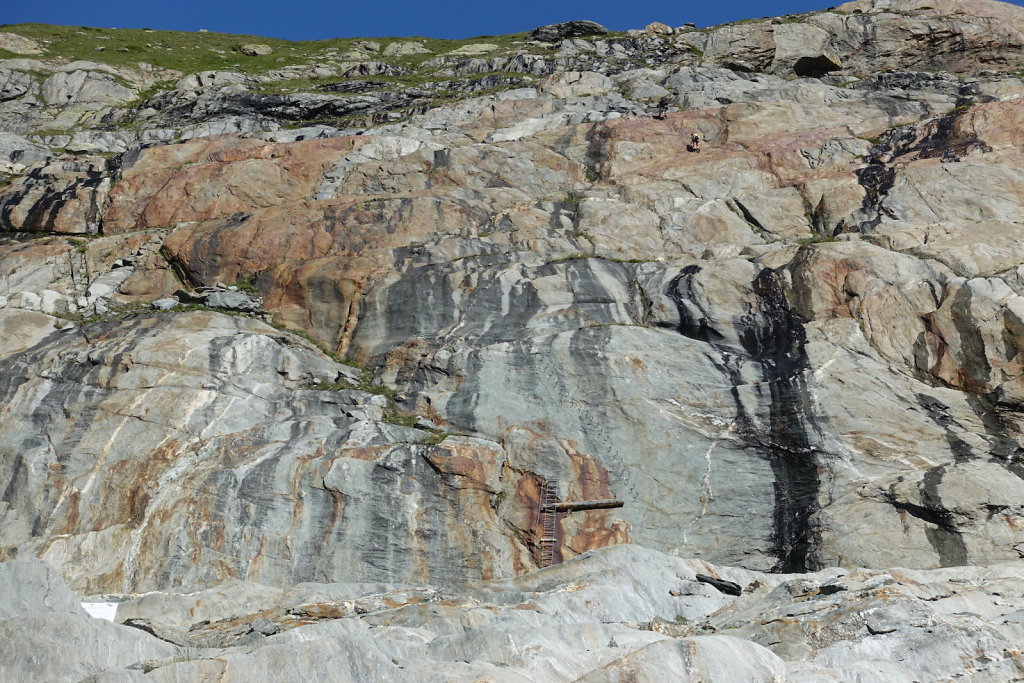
[0,23,532,74]
[0,23,628,134]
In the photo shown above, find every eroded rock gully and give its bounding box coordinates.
[4,0,1024,679]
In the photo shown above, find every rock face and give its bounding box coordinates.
[0,311,545,593]
[3,3,1024,679]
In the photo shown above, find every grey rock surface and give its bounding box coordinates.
[0,558,179,682]
[0,557,88,619]
[203,288,262,312]
[6,545,1024,681]
[41,69,136,107]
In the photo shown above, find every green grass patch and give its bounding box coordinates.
[383,409,419,428]
[355,369,398,400]
[419,431,450,446]
[795,235,839,246]
[54,299,153,324]
[549,252,593,263]
[297,364,398,400]
[603,256,652,264]
[232,275,261,295]
[269,322,357,366]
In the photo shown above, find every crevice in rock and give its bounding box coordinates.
[158,244,205,291]
[730,198,766,233]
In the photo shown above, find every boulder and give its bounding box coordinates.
[203,288,263,312]
[239,43,273,56]
[0,32,43,56]
[383,41,432,56]
[644,22,674,35]
[529,20,609,42]
[446,43,500,56]
[0,68,35,101]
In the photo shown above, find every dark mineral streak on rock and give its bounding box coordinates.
[964,394,1024,480]
[882,465,970,568]
[740,269,821,574]
[916,393,975,462]
[949,287,993,392]
[1,331,110,536]
[851,159,897,234]
[664,265,724,343]
[921,466,970,567]
[666,266,821,572]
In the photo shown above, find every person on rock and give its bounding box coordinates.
[689,131,702,152]
[654,96,670,120]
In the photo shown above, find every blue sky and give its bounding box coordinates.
[10,0,1017,40]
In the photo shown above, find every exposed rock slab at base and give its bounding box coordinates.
[5,546,1024,681]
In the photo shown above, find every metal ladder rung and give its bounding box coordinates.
[537,477,560,568]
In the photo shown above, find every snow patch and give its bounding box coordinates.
[82,602,117,621]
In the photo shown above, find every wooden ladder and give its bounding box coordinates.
[538,479,559,568]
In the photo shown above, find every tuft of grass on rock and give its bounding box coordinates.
[795,235,839,246]
[383,409,420,428]
[269,322,358,366]
[232,275,261,295]
[419,431,450,446]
